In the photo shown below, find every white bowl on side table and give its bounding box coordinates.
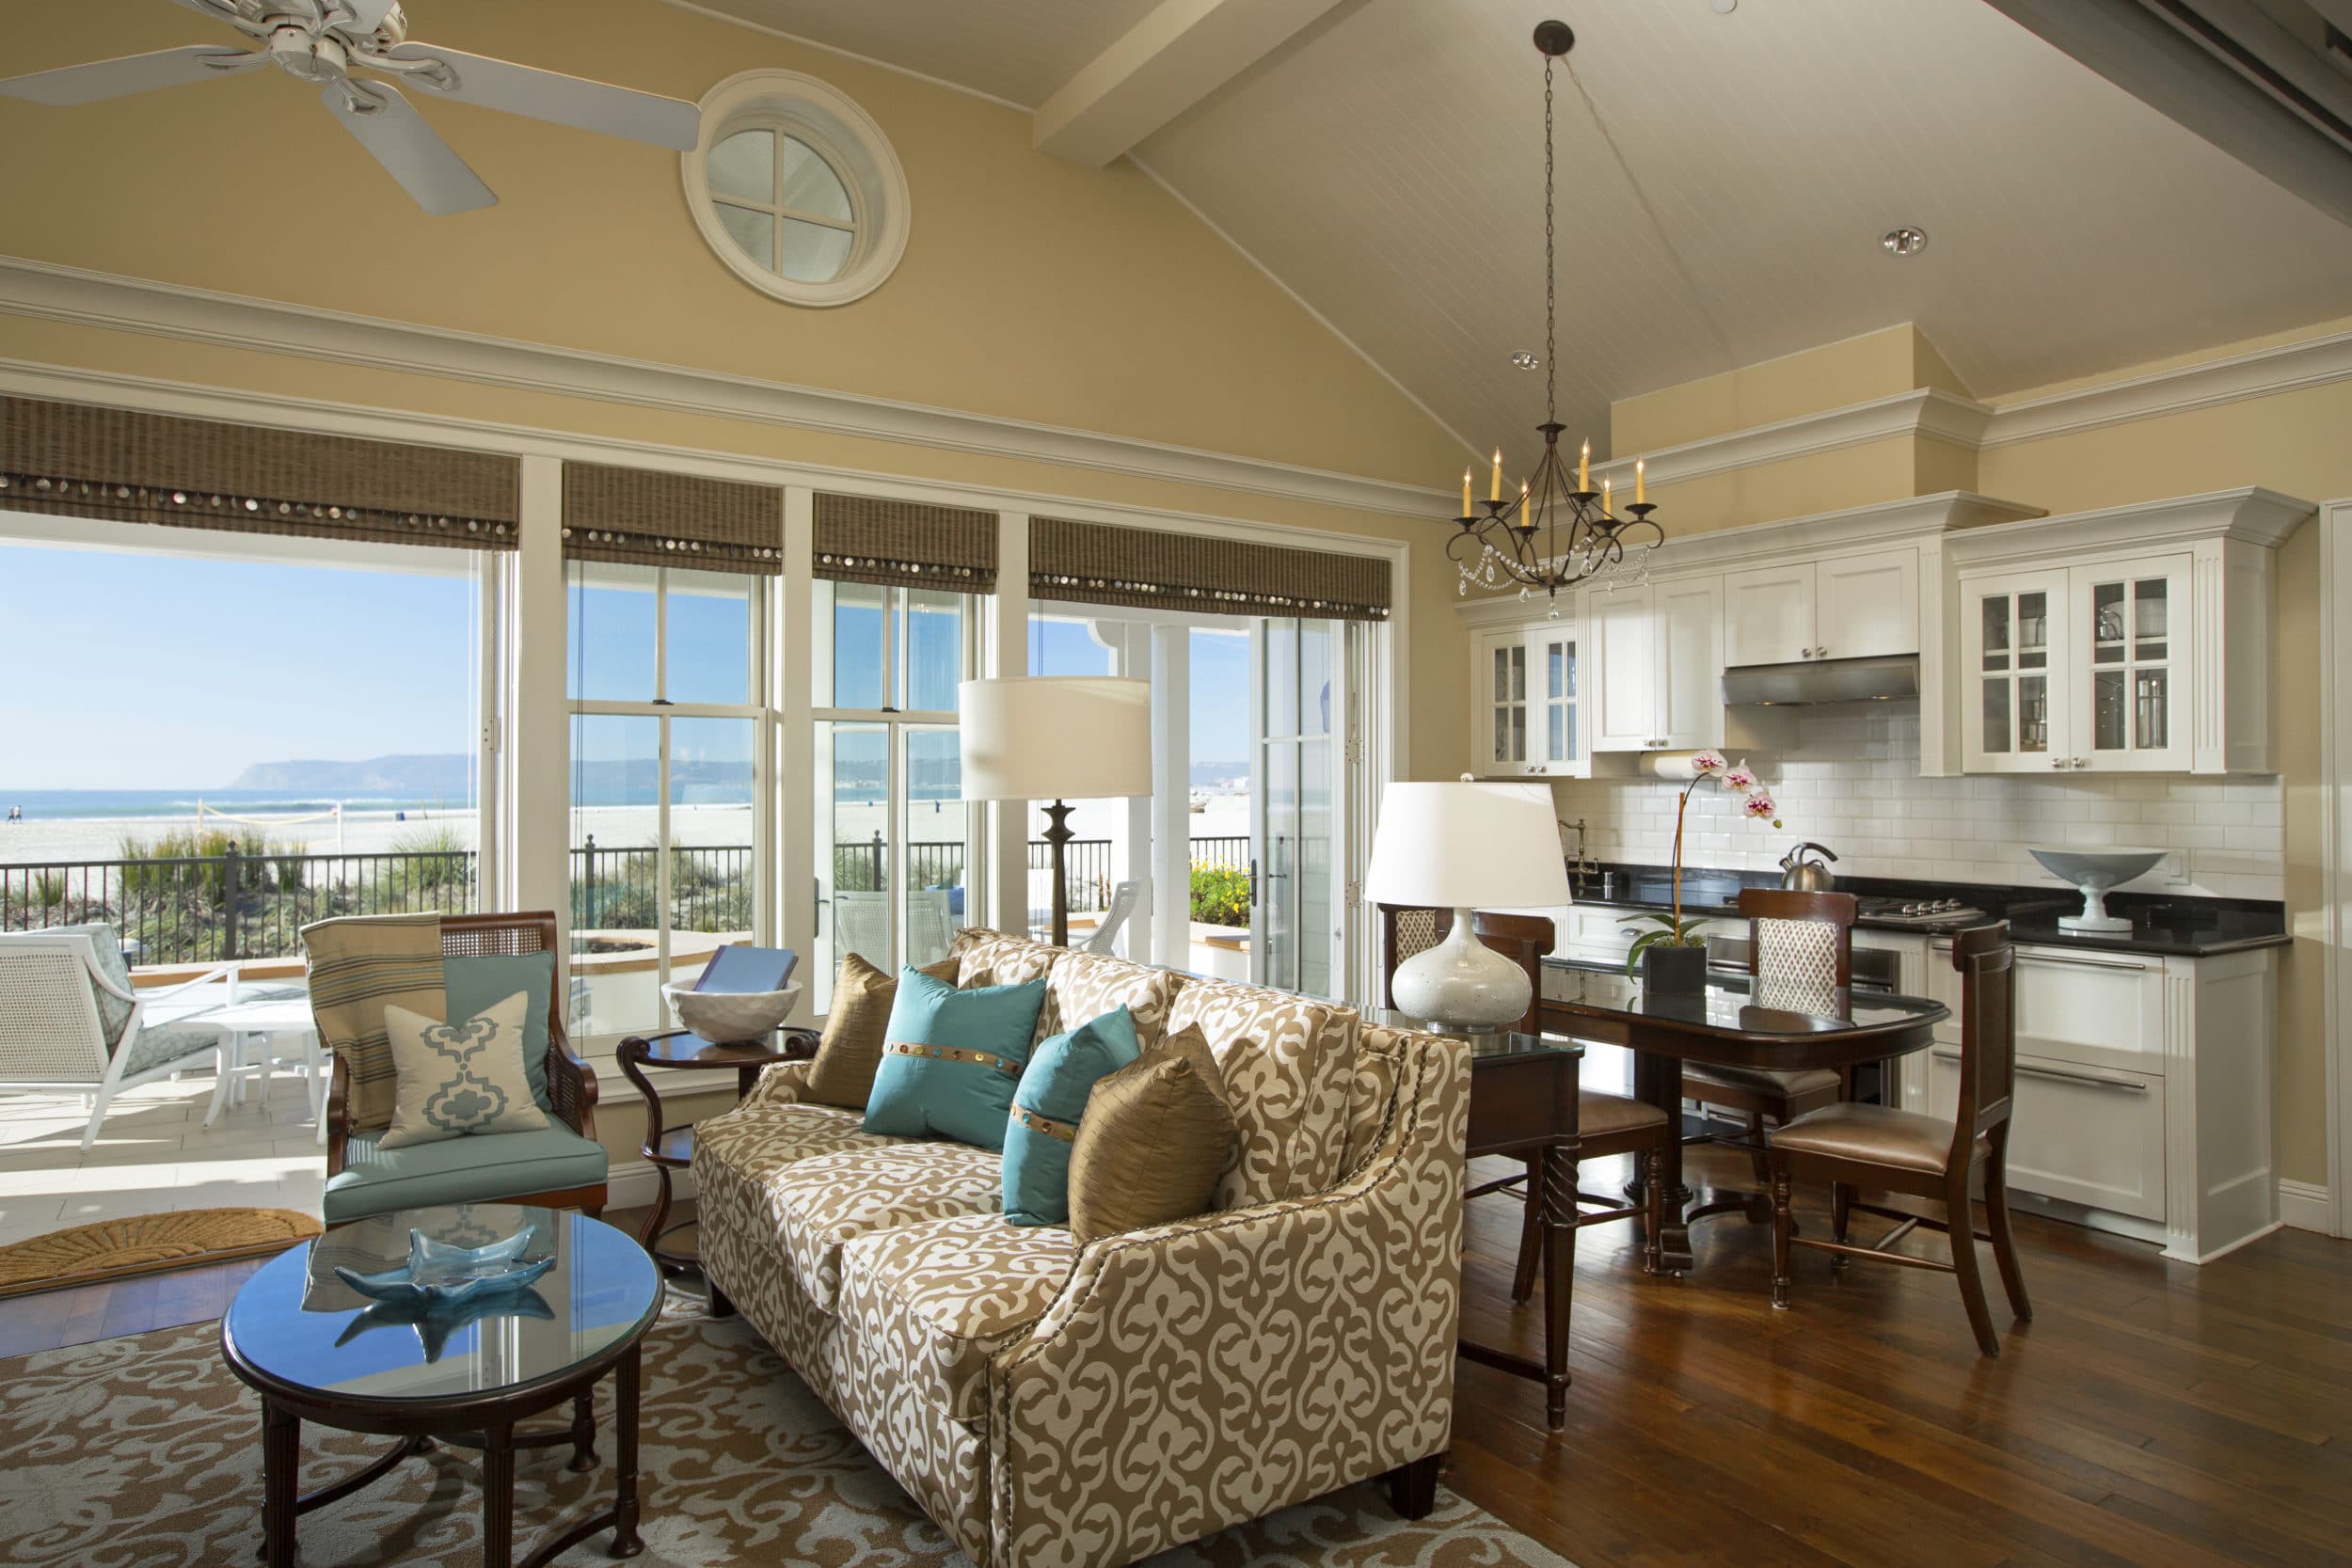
[2027,846,2169,933]
[662,982,803,1043]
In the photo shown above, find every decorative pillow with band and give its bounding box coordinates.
[379,990,549,1148]
[863,966,1049,1149]
[803,952,961,1109]
[1066,1023,1240,1242]
[1001,1005,1140,1227]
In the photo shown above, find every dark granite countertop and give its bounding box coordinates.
[1556,862,2288,959]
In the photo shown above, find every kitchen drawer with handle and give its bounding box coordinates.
[1928,1047,2165,1222]
[1928,938,2167,1076]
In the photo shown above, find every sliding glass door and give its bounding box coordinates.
[1250,617,1344,999]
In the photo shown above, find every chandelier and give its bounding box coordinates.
[1450,20,1663,603]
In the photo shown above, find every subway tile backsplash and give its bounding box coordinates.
[1546,701,2283,902]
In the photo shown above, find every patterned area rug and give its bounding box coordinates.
[0,1207,320,1298]
[0,1298,1579,1568]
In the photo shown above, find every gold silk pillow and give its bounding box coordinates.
[804,952,961,1109]
[1067,1023,1240,1243]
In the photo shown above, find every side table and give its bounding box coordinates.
[616,1026,816,1275]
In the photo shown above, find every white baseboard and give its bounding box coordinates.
[2278,1179,2334,1235]
[607,1159,691,1214]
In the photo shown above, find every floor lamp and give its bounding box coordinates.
[960,676,1152,947]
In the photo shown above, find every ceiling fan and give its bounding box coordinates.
[0,0,701,215]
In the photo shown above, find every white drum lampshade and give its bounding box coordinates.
[1365,780,1572,1030]
[960,677,1152,945]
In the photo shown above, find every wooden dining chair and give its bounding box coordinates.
[1683,888,1857,1180]
[1767,922,2032,1356]
[1376,904,1673,1290]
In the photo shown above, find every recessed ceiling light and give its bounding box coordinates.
[1511,351,1541,370]
[1711,0,1738,13]
[1883,226,1929,257]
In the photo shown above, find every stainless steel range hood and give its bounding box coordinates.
[1721,654,1917,707]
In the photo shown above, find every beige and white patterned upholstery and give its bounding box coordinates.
[950,927,1061,990]
[1163,974,1359,1209]
[692,934,1468,1568]
[1034,950,1184,1049]
[1756,917,1841,992]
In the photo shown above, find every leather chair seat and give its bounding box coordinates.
[1770,1102,1987,1175]
[1686,1062,1841,1099]
[1581,1089,1669,1138]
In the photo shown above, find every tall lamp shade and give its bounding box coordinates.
[1365,780,1571,1030]
[960,677,1152,946]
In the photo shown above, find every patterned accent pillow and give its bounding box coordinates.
[1002,1005,1140,1227]
[864,967,1048,1149]
[379,991,549,1148]
[303,912,446,1133]
[804,952,960,1109]
[1066,1024,1240,1243]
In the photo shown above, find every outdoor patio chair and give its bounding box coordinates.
[314,911,606,1225]
[1085,878,1144,955]
[834,891,893,973]
[0,924,244,1149]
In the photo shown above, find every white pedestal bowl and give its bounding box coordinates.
[663,981,803,1042]
[2027,846,2168,933]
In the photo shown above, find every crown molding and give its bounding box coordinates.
[0,255,1449,521]
[1944,486,2315,565]
[1591,388,1995,490]
[1981,325,2352,448]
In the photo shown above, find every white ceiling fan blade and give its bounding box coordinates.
[381,44,700,150]
[0,46,264,107]
[319,79,496,215]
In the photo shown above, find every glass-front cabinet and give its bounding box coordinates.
[1473,623,1578,777]
[1961,555,2190,773]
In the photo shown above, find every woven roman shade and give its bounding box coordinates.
[1031,515,1391,621]
[562,463,783,575]
[0,396,519,549]
[813,492,996,592]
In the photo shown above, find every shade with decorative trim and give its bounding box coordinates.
[562,463,782,575]
[813,492,996,591]
[1031,515,1390,621]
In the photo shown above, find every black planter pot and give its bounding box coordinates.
[1640,942,1708,994]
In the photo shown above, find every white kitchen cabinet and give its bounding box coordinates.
[1945,490,2308,776]
[1586,578,1724,752]
[1470,622,1579,779]
[1924,937,2275,1263]
[1724,549,1919,668]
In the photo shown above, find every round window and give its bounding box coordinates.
[684,71,910,308]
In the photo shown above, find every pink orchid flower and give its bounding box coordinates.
[1723,762,1758,793]
[1690,749,1727,775]
[1742,791,1781,826]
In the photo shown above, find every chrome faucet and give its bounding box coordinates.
[1561,817,1599,883]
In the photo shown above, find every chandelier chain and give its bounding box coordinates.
[1544,55,1556,424]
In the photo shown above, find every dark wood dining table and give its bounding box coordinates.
[1536,959,1948,1275]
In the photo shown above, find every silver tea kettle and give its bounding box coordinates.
[1779,841,1838,892]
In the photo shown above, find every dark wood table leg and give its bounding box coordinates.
[260,1399,298,1568]
[1633,1050,1694,1275]
[1539,1139,1577,1432]
[483,1422,515,1568]
[568,1387,598,1473]
[612,1344,645,1558]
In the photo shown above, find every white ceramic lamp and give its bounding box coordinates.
[1365,780,1572,1031]
[961,677,1152,947]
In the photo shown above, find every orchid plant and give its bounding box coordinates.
[1623,750,1785,975]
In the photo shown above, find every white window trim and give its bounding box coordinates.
[683,70,912,309]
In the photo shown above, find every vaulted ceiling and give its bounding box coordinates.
[701,0,2352,470]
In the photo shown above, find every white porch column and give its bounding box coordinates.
[510,455,570,926]
[1152,622,1190,969]
[991,512,1032,935]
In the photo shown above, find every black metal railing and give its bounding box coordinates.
[7,833,1267,965]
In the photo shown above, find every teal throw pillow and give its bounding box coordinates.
[863,968,1049,1149]
[1002,1006,1140,1227]
[445,951,556,1111]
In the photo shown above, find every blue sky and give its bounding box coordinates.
[5,542,1256,790]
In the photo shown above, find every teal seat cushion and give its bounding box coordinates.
[864,968,1048,1150]
[324,1124,607,1224]
[1003,1005,1139,1227]
[53,923,135,1051]
[443,951,556,1111]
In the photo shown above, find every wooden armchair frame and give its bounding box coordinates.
[324,911,604,1217]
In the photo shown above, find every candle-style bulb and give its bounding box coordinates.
[1578,439,1591,493]
[1461,468,1472,517]
[1490,448,1502,502]
[1635,457,1646,507]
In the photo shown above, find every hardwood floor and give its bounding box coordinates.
[2,1148,2344,1567]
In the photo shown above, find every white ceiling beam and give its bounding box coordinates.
[1033,0,1346,167]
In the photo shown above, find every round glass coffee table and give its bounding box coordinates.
[221,1203,661,1568]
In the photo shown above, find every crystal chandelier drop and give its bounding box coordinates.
[1450,20,1663,603]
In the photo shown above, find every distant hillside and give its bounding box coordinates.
[1191,761,1248,786]
[230,754,474,795]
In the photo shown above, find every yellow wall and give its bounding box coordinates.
[0,0,1477,779]
[1611,325,1951,454]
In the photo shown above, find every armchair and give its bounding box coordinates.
[316,911,607,1224]
[0,925,242,1149]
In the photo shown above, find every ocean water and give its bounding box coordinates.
[0,788,476,821]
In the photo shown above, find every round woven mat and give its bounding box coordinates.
[0,1208,321,1298]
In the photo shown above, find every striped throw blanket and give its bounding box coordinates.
[301,912,445,1133]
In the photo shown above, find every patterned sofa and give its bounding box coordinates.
[691,927,1470,1568]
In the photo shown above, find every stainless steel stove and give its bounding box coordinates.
[1852,895,1990,929]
